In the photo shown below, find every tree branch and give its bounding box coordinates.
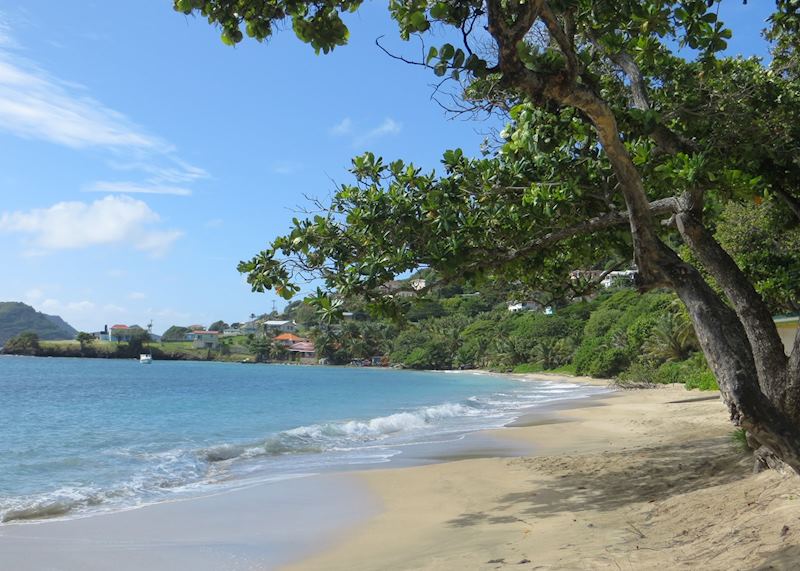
[463,196,678,272]
[539,2,579,82]
[674,208,789,401]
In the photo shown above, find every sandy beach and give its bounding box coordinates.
[289,379,800,571]
[2,376,799,570]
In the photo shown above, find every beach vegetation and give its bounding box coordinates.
[75,332,95,350]
[3,331,41,355]
[731,428,751,454]
[178,2,800,470]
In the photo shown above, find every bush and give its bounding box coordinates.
[587,347,629,378]
[512,362,545,373]
[617,361,658,385]
[685,369,719,391]
[654,361,684,384]
[572,337,603,375]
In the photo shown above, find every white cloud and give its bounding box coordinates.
[0,17,208,195]
[103,303,127,313]
[85,181,192,196]
[0,14,15,48]
[331,117,402,147]
[330,117,353,136]
[353,118,402,147]
[0,55,165,150]
[0,195,183,256]
[40,299,96,313]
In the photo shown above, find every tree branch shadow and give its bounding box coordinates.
[447,436,750,527]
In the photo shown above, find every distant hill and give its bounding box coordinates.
[0,302,78,346]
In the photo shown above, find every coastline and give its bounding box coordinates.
[4,372,797,570]
[0,367,608,570]
[287,382,800,571]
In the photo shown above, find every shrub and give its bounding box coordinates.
[587,347,629,378]
[572,337,603,375]
[512,362,545,373]
[685,369,719,391]
[730,429,750,453]
[617,361,658,385]
[654,361,684,384]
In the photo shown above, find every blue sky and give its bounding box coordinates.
[0,2,774,333]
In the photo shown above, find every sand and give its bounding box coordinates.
[288,381,800,571]
[3,377,799,570]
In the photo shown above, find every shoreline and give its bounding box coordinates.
[287,383,800,571]
[7,372,794,570]
[0,370,606,524]
[0,371,612,570]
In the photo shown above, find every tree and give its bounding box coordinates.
[128,330,151,355]
[248,336,271,362]
[3,331,40,355]
[176,3,800,471]
[208,320,228,332]
[162,325,190,342]
[75,332,95,352]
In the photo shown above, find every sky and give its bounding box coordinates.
[0,1,775,334]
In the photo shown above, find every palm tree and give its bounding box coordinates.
[643,312,698,363]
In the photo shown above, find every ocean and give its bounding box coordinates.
[0,356,606,524]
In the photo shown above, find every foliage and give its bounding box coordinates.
[3,331,41,355]
[162,326,190,342]
[512,362,545,374]
[208,320,228,332]
[75,332,96,352]
[642,311,698,362]
[247,336,271,362]
[731,428,750,454]
[174,0,798,456]
[715,199,800,313]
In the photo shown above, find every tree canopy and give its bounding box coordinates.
[175,1,800,471]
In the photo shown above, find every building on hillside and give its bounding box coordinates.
[600,270,637,288]
[274,333,305,347]
[238,322,259,335]
[378,280,418,298]
[93,325,110,341]
[569,269,637,289]
[191,330,220,349]
[263,320,297,334]
[508,301,541,313]
[288,341,315,360]
[774,315,799,356]
[221,327,242,337]
[109,324,142,342]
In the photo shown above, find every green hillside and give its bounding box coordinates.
[0,302,78,345]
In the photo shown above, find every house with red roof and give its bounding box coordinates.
[274,333,305,347]
[109,324,146,343]
[288,341,316,360]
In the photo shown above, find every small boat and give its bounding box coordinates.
[139,353,153,364]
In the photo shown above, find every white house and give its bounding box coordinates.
[263,320,297,334]
[191,331,220,349]
[508,301,541,313]
[601,270,637,288]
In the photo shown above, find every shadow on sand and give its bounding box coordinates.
[447,436,750,528]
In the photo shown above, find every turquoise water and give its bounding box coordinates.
[0,356,603,523]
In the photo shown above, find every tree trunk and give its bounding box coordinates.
[488,7,800,473]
